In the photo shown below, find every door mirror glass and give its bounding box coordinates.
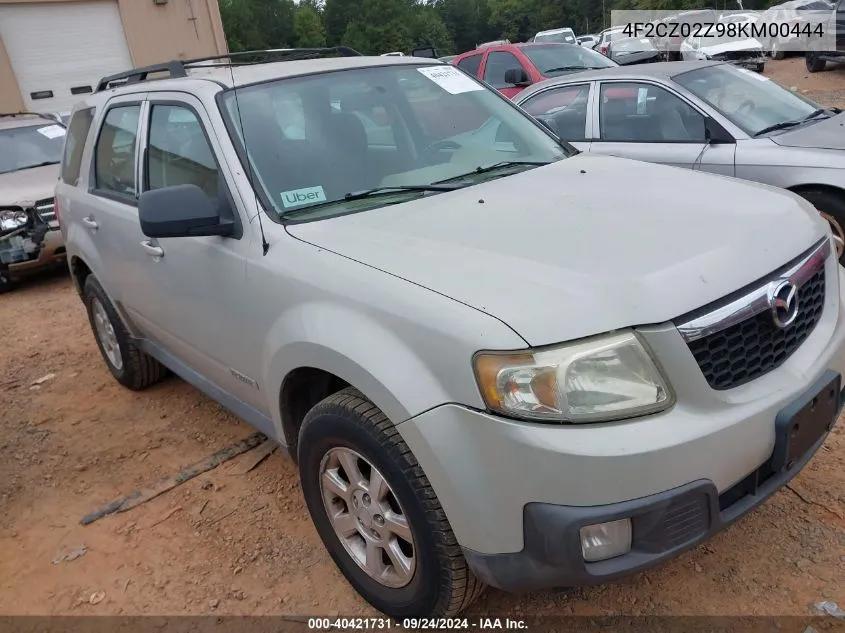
[504,67,531,86]
[138,184,234,238]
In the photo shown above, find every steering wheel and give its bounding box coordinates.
[418,139,461,164]
[737,100,756,116]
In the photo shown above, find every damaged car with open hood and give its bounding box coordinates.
[0,112,68,292]
[681,23,767,72]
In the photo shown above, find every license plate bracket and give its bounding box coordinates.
[772,370,840,472]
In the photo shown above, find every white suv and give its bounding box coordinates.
[56,47,845,619]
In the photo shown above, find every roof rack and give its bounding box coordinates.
[95,46,363,93]
[0,111,56,122]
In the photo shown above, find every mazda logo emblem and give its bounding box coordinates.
[769,280,799,329]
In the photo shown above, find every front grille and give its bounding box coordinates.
[35,197,56,224]
[677,239,829,391]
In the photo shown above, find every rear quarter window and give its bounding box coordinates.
[61,107,95,185]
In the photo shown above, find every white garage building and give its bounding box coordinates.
[0,0,228,113]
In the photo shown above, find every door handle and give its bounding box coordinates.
[82,216,98,231]
[140,240,164,258]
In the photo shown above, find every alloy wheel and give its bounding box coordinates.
[319,447,416,588]
[91,297,123,370]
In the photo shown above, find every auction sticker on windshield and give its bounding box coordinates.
[37,125,66,139]
[417,66,483,95]
[281,185,327,208]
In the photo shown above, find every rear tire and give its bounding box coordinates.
[298,387,485,619]
[755,63,765,73]
[83,275,168,390]
[806,52,827,73]
[0,268,14,294]
[796,189,845,265]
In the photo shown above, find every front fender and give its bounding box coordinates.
[263,301,473,439]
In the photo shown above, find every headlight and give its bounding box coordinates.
[473,331,674,423]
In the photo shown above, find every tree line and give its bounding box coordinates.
[219,0,784,57]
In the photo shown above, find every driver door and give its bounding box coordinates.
[481,50,532,99]
[126,93,261,409]
[589,81,736,176]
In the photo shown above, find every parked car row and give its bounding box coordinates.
[49,46,845,624]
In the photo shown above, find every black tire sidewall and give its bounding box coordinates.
[0,269,13,294]
[83,276,132,383]
[797,190,845,265]
[298,410,443,619]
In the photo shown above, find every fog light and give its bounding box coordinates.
[580,518,632,562]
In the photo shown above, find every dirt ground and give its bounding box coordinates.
[2,57,845,619]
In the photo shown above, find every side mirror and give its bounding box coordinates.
[138,184,234,238]
[504,67,532,87]
[704,117,735,144]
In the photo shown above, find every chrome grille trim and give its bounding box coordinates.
[676,237,830,343]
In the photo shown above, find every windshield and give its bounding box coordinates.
[535,29,577,44]
[0,122,66,175]
[221,64,568,222]
[521,43,617,75]
[675,64,822,136]
[613,38,656,53]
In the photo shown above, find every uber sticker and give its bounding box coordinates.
[280,185,327,208]
[37,125,66,139]
[417,66,484,95]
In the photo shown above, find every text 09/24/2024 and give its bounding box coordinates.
[307,618,530,630]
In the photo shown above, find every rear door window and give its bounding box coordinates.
[93,105,141,199]
[61,108,94,185]
[457,53,483,77]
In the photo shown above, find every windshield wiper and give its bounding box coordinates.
[800,108,828,122]
[279,184,463,219]
[753,109,829,137]
[342,184,463,201]
[11,160,60,172]
[435,160,553,184]
[544,66,608,73]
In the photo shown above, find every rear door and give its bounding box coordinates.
[589,80,735,175]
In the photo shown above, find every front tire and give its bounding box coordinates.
[298,388,485,619]
[83,275,168,390]
[0,267,14,294]
[755,63,765,73]
[771,39,785,60]
[806,52,827,73]
[796,189,845,264]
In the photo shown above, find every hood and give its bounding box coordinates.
[613,50,661,65]
[701,38,762,55]
[287,155,823,346]
[770,111,845,150]
[0,164,60,208]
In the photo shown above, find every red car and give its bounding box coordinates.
[452,42,618,99]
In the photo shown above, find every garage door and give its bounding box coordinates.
[0,1,134,112]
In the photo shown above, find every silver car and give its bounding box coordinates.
[514,60,845,262]
[58,51,845,619]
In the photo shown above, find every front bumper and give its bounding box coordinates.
[397,262,845,592]
[7,229,66,278]
[462,372,842,592]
